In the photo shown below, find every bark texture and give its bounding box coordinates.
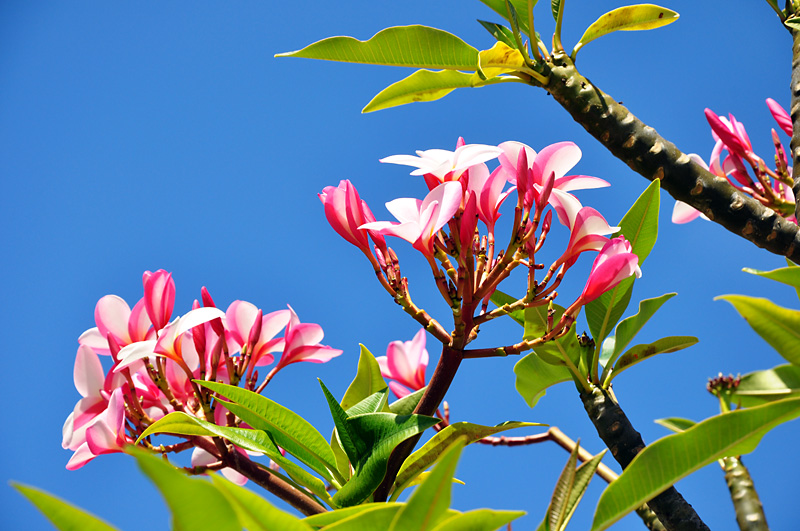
[722,455,770,531]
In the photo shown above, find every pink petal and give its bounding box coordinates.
[143,270,176,331]
[128,298,152,343]
[74,345,105,398]
[767,98,792,137]
[78,327,111,356]
[533,142,582,184]
[225,300,259,346]
[554,175,610,192]
[66,442,97,470]
[672,201,703,224]
[95,295,132,346]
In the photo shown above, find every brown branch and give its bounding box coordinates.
[543,51,800,262]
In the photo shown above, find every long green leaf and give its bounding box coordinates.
[277,26,478,70]
[562,452,606,529]
[304,503,403,528]
[431,509,526,531]
[744,265,800,300]
[732,364,800,407]
[131,449,240,531]
[198,381,338,482]
[321,379,364,466]
[319,505,404,530]
[546,444,578,531]
[573,5,679,58]
[210,476,313,531]
[716,295,800,365]
[585,180,660,347]
[654,417,696,433]
[364,69,513,113]
[389,439,466,531]
[12,483,120,531]
[607,336,698,383]
[136,411,331,503]
[515,351,573,407]
[602,293,676,369]
[477,0,532,35]
[478,20,518,48]
[394,421,543,497]
[591,397,800,530]
[390,386,427,415]
[341,344,389,411]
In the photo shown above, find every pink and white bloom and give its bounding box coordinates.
[466,165,515,233]
[225,301,292,366]
[143,270,176,331]
[359,181,463,257]
[78,295,153,356]
[319,180,385,254]
[498,141,609,193]
[578,236,641,304]
[66,387,130,470]
[557,203,619,267]
[705,109,753,158]
[376,328,429,399]
[767,98,792,137]
[274,307,342,370]
[62,345,111,451]
[381,138,502,188]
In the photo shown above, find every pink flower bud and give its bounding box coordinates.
[143,270,175,331]
[579,236,641,303]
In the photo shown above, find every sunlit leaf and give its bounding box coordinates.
[394,421,543,497]
[198,381,338,482]
[546,443,578,531]
[743,265,800,300]
[477,41,526,79]
[490,289,526,326]
[654,417,696,433]
[607,336,698,383]
[477,0,532,36]
[304,503,402,528]
[591,397,800,530]
[785,16,800,31]
[363,69,512,113]
[316,505,404,530]
[732,364,800,407]
[390,386,427,415]
[573,5,679,58]
[551,0,562,21]
[524,303,580,366]
[131,449,240,531]
[389,439,466,530]
[341,344,389,411]
[478,20,518,48]
[431,509,526,531]
[715,295,800,365]
[210,476,313,531]
[585,180,660,347]
[515,351,573,407]
[277,26,478,70]
[13,483,120,531]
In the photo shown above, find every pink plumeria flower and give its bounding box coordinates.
[578,236,641,304]
[192,447,248,485]
[705,109,753,159]
[143,270,176,331]
[225,301,291,366]
[319,180,385,254]
[78,295,153,356]
[467,164,515,233]
[498,141,609,192]
[381,137,503,189]
[767,98,792,137]
[274,307,342,371]
[376,328,429,399]
[548,188,618,266]
[66,387,130,470]
[62,345,111,452]
[359,181,463,257]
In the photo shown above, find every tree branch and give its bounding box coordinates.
[543,51,800,262]
[790,28,800,221]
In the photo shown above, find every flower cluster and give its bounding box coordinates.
[62,270,341,478]
[673,99,796,224]
[321,138,640,352]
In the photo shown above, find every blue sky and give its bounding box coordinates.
[1,1,797,529]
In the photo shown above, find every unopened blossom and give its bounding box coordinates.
[359,181,463,257]
[767,98,792,137]
[143,270,176,331]
[319,180,385,254]
[376,328,429,399]
[578,236,641,304]
[704,109,753,159]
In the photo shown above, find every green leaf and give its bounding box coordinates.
[390,386,427,415]
[563,452,606,529]
[743,265,800,300]
[394,421,543,497]
[197,380,338,483]
[716,295,800,365]
[600,293,676,370]
[515,351,573,407]
[341,344,389,411]
[136,411,332,503]
[321,379,365,466]
[551,0,562,21]
[573,5,679,58]
[315,505,404,530]
[585,179,660,347]
[277,26,478,70]
[654,417,696,433]
[732,364,800,407]
[546,443,578,531]
[347,388,390,417]
[607,336,698,383]
[389,439,466,531]
[363,69,513,113]
[210,476,313,531]
[490,289,526,326]
[477,41,526,79]
[478,20,518,48]
[13,483,120,531]
[785,16,800,31]
[477,0,532,35]
[304,504,403,528]
[524,304,580,365]
[591,397,800,530]
[431,509,526,531]
[131,449,240,531]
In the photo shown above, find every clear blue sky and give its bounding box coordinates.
[1,1,796,529]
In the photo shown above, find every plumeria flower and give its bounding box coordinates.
[143,269,176,331]
[225,301,291,366]
[66,387,130,470]
[381,137,503,189]
[577,236,641,304]
[273,307,342,370]
[704,109,754,159]
[498,141,609,194]
[767,98,792,137]
[466,164,515,233]
[78,295,153,356]
[62,345,111,452]
[359,181,463,257]
[376,328,429,399]
[192,447,248,485]
[319,180,385,255]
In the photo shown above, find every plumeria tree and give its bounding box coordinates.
[8,1,800,531]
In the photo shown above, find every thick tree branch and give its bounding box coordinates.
[543,51,800,262]
[721,455,770,531]
[580,386,709,531]
[790,28,800,221]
